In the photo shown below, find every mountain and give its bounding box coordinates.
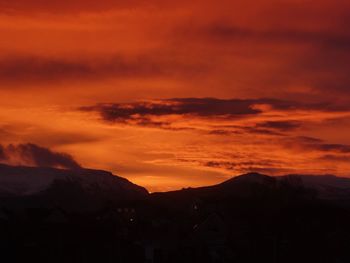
[0,163,148,211]
[151,172,350,201]
[285,174,350,200]
[152,173,277,196]
[1,168,350,263]
[2,164,350,214]
[222,172,275,184]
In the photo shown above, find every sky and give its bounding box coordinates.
[0,0,350,192]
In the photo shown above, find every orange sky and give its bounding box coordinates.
[0,0,350,192]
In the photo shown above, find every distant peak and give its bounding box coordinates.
[223,172,275,185]
[240,172,267,177]
[0,163,148,198]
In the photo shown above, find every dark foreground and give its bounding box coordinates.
[1,172,350,263]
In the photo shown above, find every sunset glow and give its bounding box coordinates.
[1,0,350,192]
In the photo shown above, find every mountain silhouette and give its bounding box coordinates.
[1,165,350,263]
[0,163,148,212]
[151,172,350,201]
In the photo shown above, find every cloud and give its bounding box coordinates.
[206,24,350,50]
[256,121,302,131]
[81,98,270,129]
[0,55,204,85]
[1,0,350,190]
[81,97,317,123]
[241,127,285,136]
[312,144,350,154]
[0,143,81,169]
[80,97,348,136]
[179,19,350,102]
[82,97,347,122]
[83,98,260,119]
[0,0,170,14]
[318,154,350,163]
[295,136,324,144]
[203,159,284,171]
[176,157,293,176]
[286,136,350,154]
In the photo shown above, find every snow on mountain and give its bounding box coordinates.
[0,163,148,198]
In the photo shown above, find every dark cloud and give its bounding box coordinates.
[208,129,241,136]
[294,48,350,97]
[256,121,302,131]
[166,97,319,111]
[0,143,81,169]
[208,124,287,136]
[313,144,350,154]
[209,121,303,136]
[0,0,171,13]
[295,136,324,144]
[177,158,291,175]
[318,154,350,163]
[81,98,342,136]
[204,160,283,171]
[188,21,350,102]
[242,127,285,136]
[81,97,328,124]
[81,98,264,124]
[287,137,350,154]
[207,25,350,50]
[0,55,203,85]
[211,125,286,136]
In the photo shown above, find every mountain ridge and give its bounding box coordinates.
[2,163,350,202]
[0,163,148,199]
